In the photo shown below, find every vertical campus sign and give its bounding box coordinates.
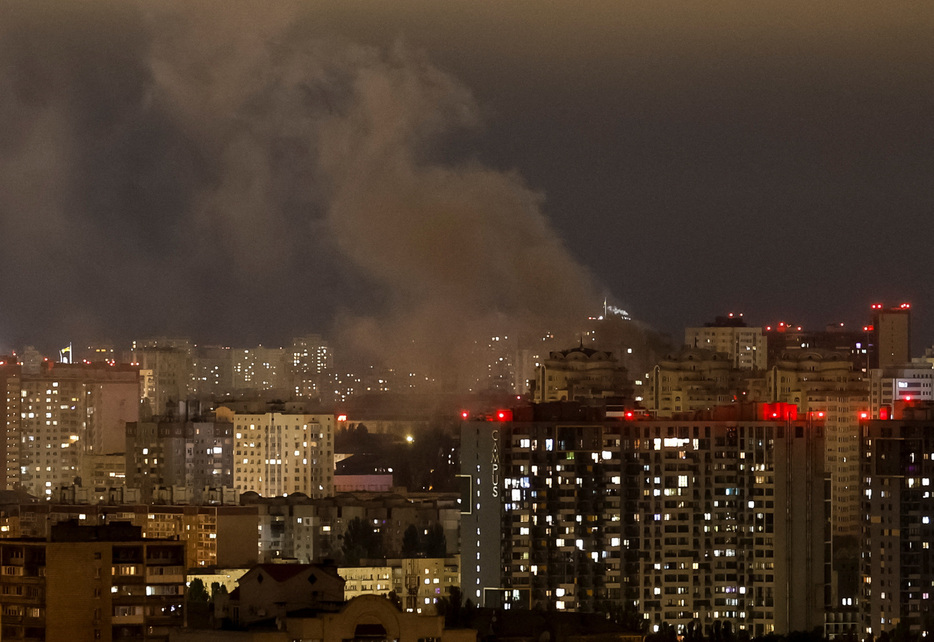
[491,429,500,498]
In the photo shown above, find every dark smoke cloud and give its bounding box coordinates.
[0,2,605,378]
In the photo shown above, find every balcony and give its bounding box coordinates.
[112,613,145,625]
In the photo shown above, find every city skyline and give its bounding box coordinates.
[1,2,932,360]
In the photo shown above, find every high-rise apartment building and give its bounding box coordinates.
[684,316,767,371]
[125,417,234,501]
[2,361,139,496]
[0,522,185,641]
[135,342,192,418]
[765,322,869,372]
[190,345,235,398]
[531,344,630,404]
[860,405,934,639]
[0,502,258,569]
[230,410,334,498]
[646,348,740,417]
[231,346,291,393]
[869,303,911,370]
[768,350,868,540]
[291,335,332,398]
[869,365,934,418]
[461,403,826,636]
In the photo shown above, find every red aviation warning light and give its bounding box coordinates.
[760,402,798,421]
[871,303,883,310]
[460,410,469,420]
[495,410,513,422]
[900,302,911,309]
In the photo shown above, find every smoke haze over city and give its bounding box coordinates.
[2,1,933,361]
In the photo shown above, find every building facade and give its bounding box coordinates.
[869,365,934,418]
[0,522,185,641]
[231,412,334,498]
[461,404,826,636]
[125,417,234,502]
[684,317,767,371]
[646,348,739,417]
[768,350,868,541]
[870,304,911,370]
[532,345,630,404]
[2,361,139,496]
[0,501,259,568]
[860,406,934,639]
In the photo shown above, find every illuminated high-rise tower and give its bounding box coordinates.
[460,403,826,635]
[3,361,139,496]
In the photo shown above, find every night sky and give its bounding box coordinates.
[1,1,933,362]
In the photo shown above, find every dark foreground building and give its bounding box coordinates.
[861,404,934,639]
[0,521,185,641]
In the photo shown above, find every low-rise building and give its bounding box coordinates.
[339,556,460,615]
[223,562,344,626]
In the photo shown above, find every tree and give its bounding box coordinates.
[187,578,210,604]
[423,523,447,557]
[341,516,384,565]
[438,586,464,628]
[402,524,420,556]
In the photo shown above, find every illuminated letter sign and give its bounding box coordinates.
[491,429,500,498]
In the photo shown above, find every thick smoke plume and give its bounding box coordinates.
[0,2,606,385]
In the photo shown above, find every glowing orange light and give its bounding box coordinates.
[859,412,869,420]
[337,414,347,422]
